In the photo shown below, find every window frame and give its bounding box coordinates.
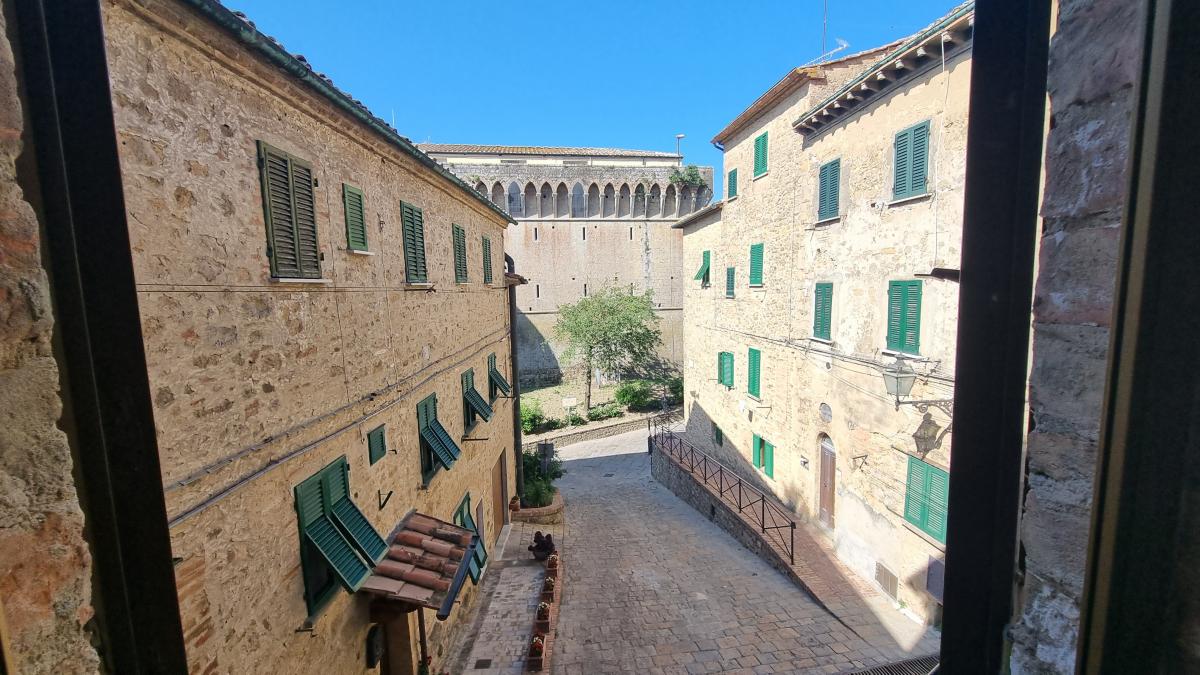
[726,266,735,298]
[886,280,923,354]
[401,201,428,283]
[747,347,762,399]
[904,455,949,543]
[452,223,468,284]
[749,243,764,287]
[814,282,833,341]
[817,159,841,221]
[892,120,932,201]
[727,168,738,199]
[367,424,386,465]
[258,141,322,280]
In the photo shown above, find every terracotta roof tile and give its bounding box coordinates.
[360,511,476,612]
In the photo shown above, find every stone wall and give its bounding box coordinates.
[1008,0,1145,671]
[681,38,971,623]
[100,1,516,672]
[0,2,100,672]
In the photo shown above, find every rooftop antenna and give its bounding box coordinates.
[804,38,850,66]
[822,0,827,57]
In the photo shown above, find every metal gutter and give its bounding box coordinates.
[179,0,514,225]
[505,255,525,499]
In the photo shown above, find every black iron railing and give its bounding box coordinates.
[648,414,796,565]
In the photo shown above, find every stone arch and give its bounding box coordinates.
[555,183,569,218]
[664,184,677,218]
[571,183,587,218]
[491,181,504,206]
[474,180,487,195]
[508,182,523,217]
[678,186,693,216]
[602,183,616,217]
[540,182,554,217]
[648,184,662,217]
[525,183,538,218]
[618,184,631,218]
[587,183,601,217]
[633,184,647,218]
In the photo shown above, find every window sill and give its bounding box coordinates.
[881,348,921,358]
[749,284,765,291]
[725,195,738,202]
[725,295,736,300]
[901,520,947,552]
[753,171,769,181]
[814,215,841,226]
[887,192,931,207]
[810,336,833,345]
[347,249,375,256]
[271,277,333,285]
[405,282,434,291]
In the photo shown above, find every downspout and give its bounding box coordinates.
[506,254,525,498]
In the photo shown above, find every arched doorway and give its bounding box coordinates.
[819,435,836,528]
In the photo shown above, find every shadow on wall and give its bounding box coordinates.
[514,311,562,387]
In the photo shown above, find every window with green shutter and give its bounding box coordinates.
[747,347,761,398]
[726,267,735,298]
[294,456,387,615]
[401,201,428,283]
[453,224,468,283]
[727,168,738,198]
[892,121,931,200]
[753,131,769,177]
[817,159,840,220]
[694,250,711,286]
[717,351,734,389]
[904,456,949,543]
[342,183,368,251]
[482,236,493,284]
[462,368,493,429]
[814,282,833,340]
[453,493,489,584]
[886,280,922,353]
[258,141,321,279]
[749,243,764,286]
[752,434,775,478]
[417,394,462,484]
[367,425,386,465]
[487,353,511,402]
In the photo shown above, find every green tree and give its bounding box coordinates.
[555,287,662,410]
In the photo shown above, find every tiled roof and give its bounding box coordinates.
[418,144,680,159]
[359,512,475,614]
[671,201,723,229]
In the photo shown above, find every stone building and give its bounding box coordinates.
[2,0,519,672]
[420,144,713,386]
[677,4,973,624]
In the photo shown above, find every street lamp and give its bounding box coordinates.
[675,133,685,157]
[879,356,954,456]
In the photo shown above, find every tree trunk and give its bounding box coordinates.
[584,349,593,411]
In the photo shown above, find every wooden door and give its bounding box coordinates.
[491,451,506,542]
[819,437,836,528]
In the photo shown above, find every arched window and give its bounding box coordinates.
[540,182,554,217]
[679,186,693,216]
[587,184,601,217]
[571,183,586,218]
[633,184,647,218]
[524,183,538,218]
[648,184,662,217]
[602,184,616,217]
[491,182,504,206]
[474,180,487,195]
[555,183,569,218]
[664,185,677,217]
[508,182,523,217]
[618,184,631,218]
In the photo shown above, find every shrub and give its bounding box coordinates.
[614,379,654,409]
[586,401,624,421]
[523,478,557,508]
[664,376,683,404]
[523,450,563,483]
[520,399,545,434]
[566,411,587,426]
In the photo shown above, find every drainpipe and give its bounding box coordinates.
[506,253,525,498]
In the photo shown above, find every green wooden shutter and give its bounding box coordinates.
[294,460,371,593]
[453,224,468,283]
[904,456,928,528]
[727,168,738,198]
[752,434,761,467]
[753,132,768,176]
[902,280,922,354]
[488,355,511,397]
[749,243,764,286]
[818,159,840,220]
[367,425,386,465]
[694,250,711,282]
[726,267,735,298]
[327,459,387,563]
[482,236,493,284]
[926,464,949,543]
[887,282,904,351]
[259,142,320,279]
[401,202,428,283]
[747,347,761,398]
[290,162,321,278]
[814,283,833,340]
[763,440,774,478]
[343,184,368,251]
[893,128,912,199]
[463,369,494,424]
[910,121,930,197]
[453,494,488,583]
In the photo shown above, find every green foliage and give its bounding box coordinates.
[664,376,683,404]
[554,287,662,408]
[520,399,545,434]
[615,379,655,409]
[669,164,707,188]
[522,450,562,508]
[586,401,624,421]
[566,411,587,426]
[523,479,557,508]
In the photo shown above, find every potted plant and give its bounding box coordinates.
[541,576,555,602]
[535,601,551,632]
[545,553,559,577]
[527,633,546,670]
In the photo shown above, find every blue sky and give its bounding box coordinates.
[229,0,959,198]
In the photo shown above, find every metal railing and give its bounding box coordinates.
[648,414,796,565]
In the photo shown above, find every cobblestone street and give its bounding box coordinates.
[452,428,937,674]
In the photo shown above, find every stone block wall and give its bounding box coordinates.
[0,2,100,672]
[1009,0,1146,671]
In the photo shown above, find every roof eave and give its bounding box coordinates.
[672,201,723,229]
